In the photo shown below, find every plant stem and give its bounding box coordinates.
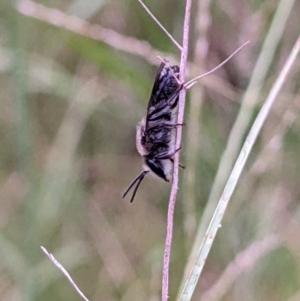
[161,1,192,300]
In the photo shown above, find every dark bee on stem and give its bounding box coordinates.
[122,62,183,203]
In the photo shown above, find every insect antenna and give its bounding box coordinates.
[122,170,149,203]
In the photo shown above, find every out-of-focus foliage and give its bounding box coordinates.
[0,0,300,300]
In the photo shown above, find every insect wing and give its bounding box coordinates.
[145,62,181,131]
[147,62,180,108]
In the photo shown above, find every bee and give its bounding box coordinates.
[122,62,184,202]
[121,42,250,202]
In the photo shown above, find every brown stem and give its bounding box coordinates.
[161,1,192,300]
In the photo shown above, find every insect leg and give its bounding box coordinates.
[154,147,182,160]
[168,146,185,168]
[172,123,185,127]
[169,158,185,169]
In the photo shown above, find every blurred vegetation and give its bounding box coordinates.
[0,0,300,300]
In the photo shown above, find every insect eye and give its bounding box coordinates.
[145,158,169,182]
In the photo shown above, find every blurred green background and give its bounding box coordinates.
[0,0,300,300]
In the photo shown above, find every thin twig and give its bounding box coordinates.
[184,41,250,89]
[41,246,90,301]
[137,0,183,51]
[158,43,250,91]
[161,1,192,301]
